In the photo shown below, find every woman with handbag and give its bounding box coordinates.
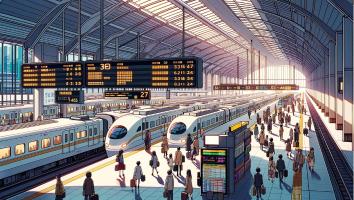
[184,169,193,200]
[55,175,65,200]
[133,161,144,189]
[116,149,125,177]
[150,151,159,176]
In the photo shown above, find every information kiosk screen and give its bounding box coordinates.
[201,149,227,194]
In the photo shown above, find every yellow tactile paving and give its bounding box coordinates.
[292,92,304,200]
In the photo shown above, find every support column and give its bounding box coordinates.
[342,17,353,142]
[324,52,329,115]
[329,40,336,123]
[335,31,343,130]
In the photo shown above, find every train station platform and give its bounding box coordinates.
[12,93,336,200]
[306,94,353,170]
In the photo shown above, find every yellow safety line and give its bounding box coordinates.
[24,140,161,200]
[292,92,304,200]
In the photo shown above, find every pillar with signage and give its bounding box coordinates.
[201,121,250,198]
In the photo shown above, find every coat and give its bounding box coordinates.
[276,159,286,171]
[151,155,159,168]
[55,180,65,196]
[268,161,276,178]
[286,140,291,152]
[279,127,284,138]
[185,175,193,194]
[174,150,183,165]
[162,136,169,152]
[289,129,294,141]
[259,132,265,145]
[268,142,275,154]
[254,126,259,136]
[83,177,95,196]
[164,174,174,191]
[186,136,193,152]
[253,173,263,187]
[133,165,143,180]
[192,139,199,154]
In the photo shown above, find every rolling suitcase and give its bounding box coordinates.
[130,179,136,188]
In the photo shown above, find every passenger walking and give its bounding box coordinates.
[253,167,264,199]
[308,117,312,130]
[289,128,294,143]
[291,103,295,116]
[268,157,276,182]
[257,113,261,124]
[116,149,125,177]
[294,149,305,172]
[254,124,259,141]
[144,130,151,151]
[259,130,265,150]
[260,123,265,132]
[279,124,284,140]
[186,134,193,155]
[174,147,183,176]
[276,155,286,182]
[162,134,169,158]
[191,136,199,160]
[150,151,159,176]
[83,172,95,200]
[164,170,174,200]
[184,169,193,200]
[268,138,275,158]
[294,124,299,147]
[133,161,143,189]
[287,106,290,113]
[167,153,174,171]
[272,113,276,124]
[248,109,251,119]
[285,139,292,157]
[267,118,272,134]
[307,147,315,172]
[264,135,269,150]
[55,175,65,200]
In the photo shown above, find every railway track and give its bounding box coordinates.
[306,95,353,200]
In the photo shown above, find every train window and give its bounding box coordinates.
[150,121,155,128]
[53,135,62,145]
[93,128,98,135]
[15,144,25,155]
[89,129,93,136]
[168,116,171,122]
[145,122,149,129]
[70,133,74,141]
[28,141,38,152]
[197,123,201,129]
[170,122,186,135]
[136,126,141,132]
[0,147,10,159]
[76,131,87,139]
[42,138,51,149]
[207,120,210,126]
[216,117,218,122]
[109,126,127,139]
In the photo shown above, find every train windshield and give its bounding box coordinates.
[170,122,187,135]
[109,126,127,139]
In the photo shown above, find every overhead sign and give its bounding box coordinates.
[55,90,84,104]
[104,90,151,100]
[22,62,83,88]
[213,84,299,90]
[85,57,203,88]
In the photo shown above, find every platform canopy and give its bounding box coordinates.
[0,0,350,78]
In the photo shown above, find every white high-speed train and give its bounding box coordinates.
[104,93,267,157]
[167,93,284,145]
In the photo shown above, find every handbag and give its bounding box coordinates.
[118,163,125,170]
[261,186,266,195]
[252,186,257,196]
[182,155,186,163]
[91,194,99,200]
[157,161,160,167]
[173,165,178,172]
[266,151,269,157]
[130,179,136,187]
[149,160,153,166]
[284,169,288,177]
[115,164,119,171]
[141,175,146,182]
[163,190,168,198]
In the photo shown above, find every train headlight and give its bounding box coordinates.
[120,143,127,149]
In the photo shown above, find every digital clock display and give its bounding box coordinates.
[104,90,151,100]
[55,90,84,104]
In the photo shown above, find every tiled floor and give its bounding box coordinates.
[14,94,336,200]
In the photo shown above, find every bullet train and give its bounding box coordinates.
[167,93,285,145]
[104,93,267,157]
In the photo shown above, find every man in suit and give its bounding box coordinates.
[253,167,263,199]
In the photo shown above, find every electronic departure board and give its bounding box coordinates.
[213,84,299,90]
[22,62,83,88]
[85,57,202,88]
[104,90,151,100]
[55,90,84,104]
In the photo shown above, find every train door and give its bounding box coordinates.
[62,130,70,153]
[70,129,75,152]
[88,125,94,146]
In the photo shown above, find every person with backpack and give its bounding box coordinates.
[133,161,144,189]
[150,151,159,176]
[276,154,286,182]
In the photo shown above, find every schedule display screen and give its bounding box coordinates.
[104,91,151,100]
[213,84,299,90]
[22,62,83,88]
[201,149,227,194]
[55,90,84,104]
[85,57,202,88]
